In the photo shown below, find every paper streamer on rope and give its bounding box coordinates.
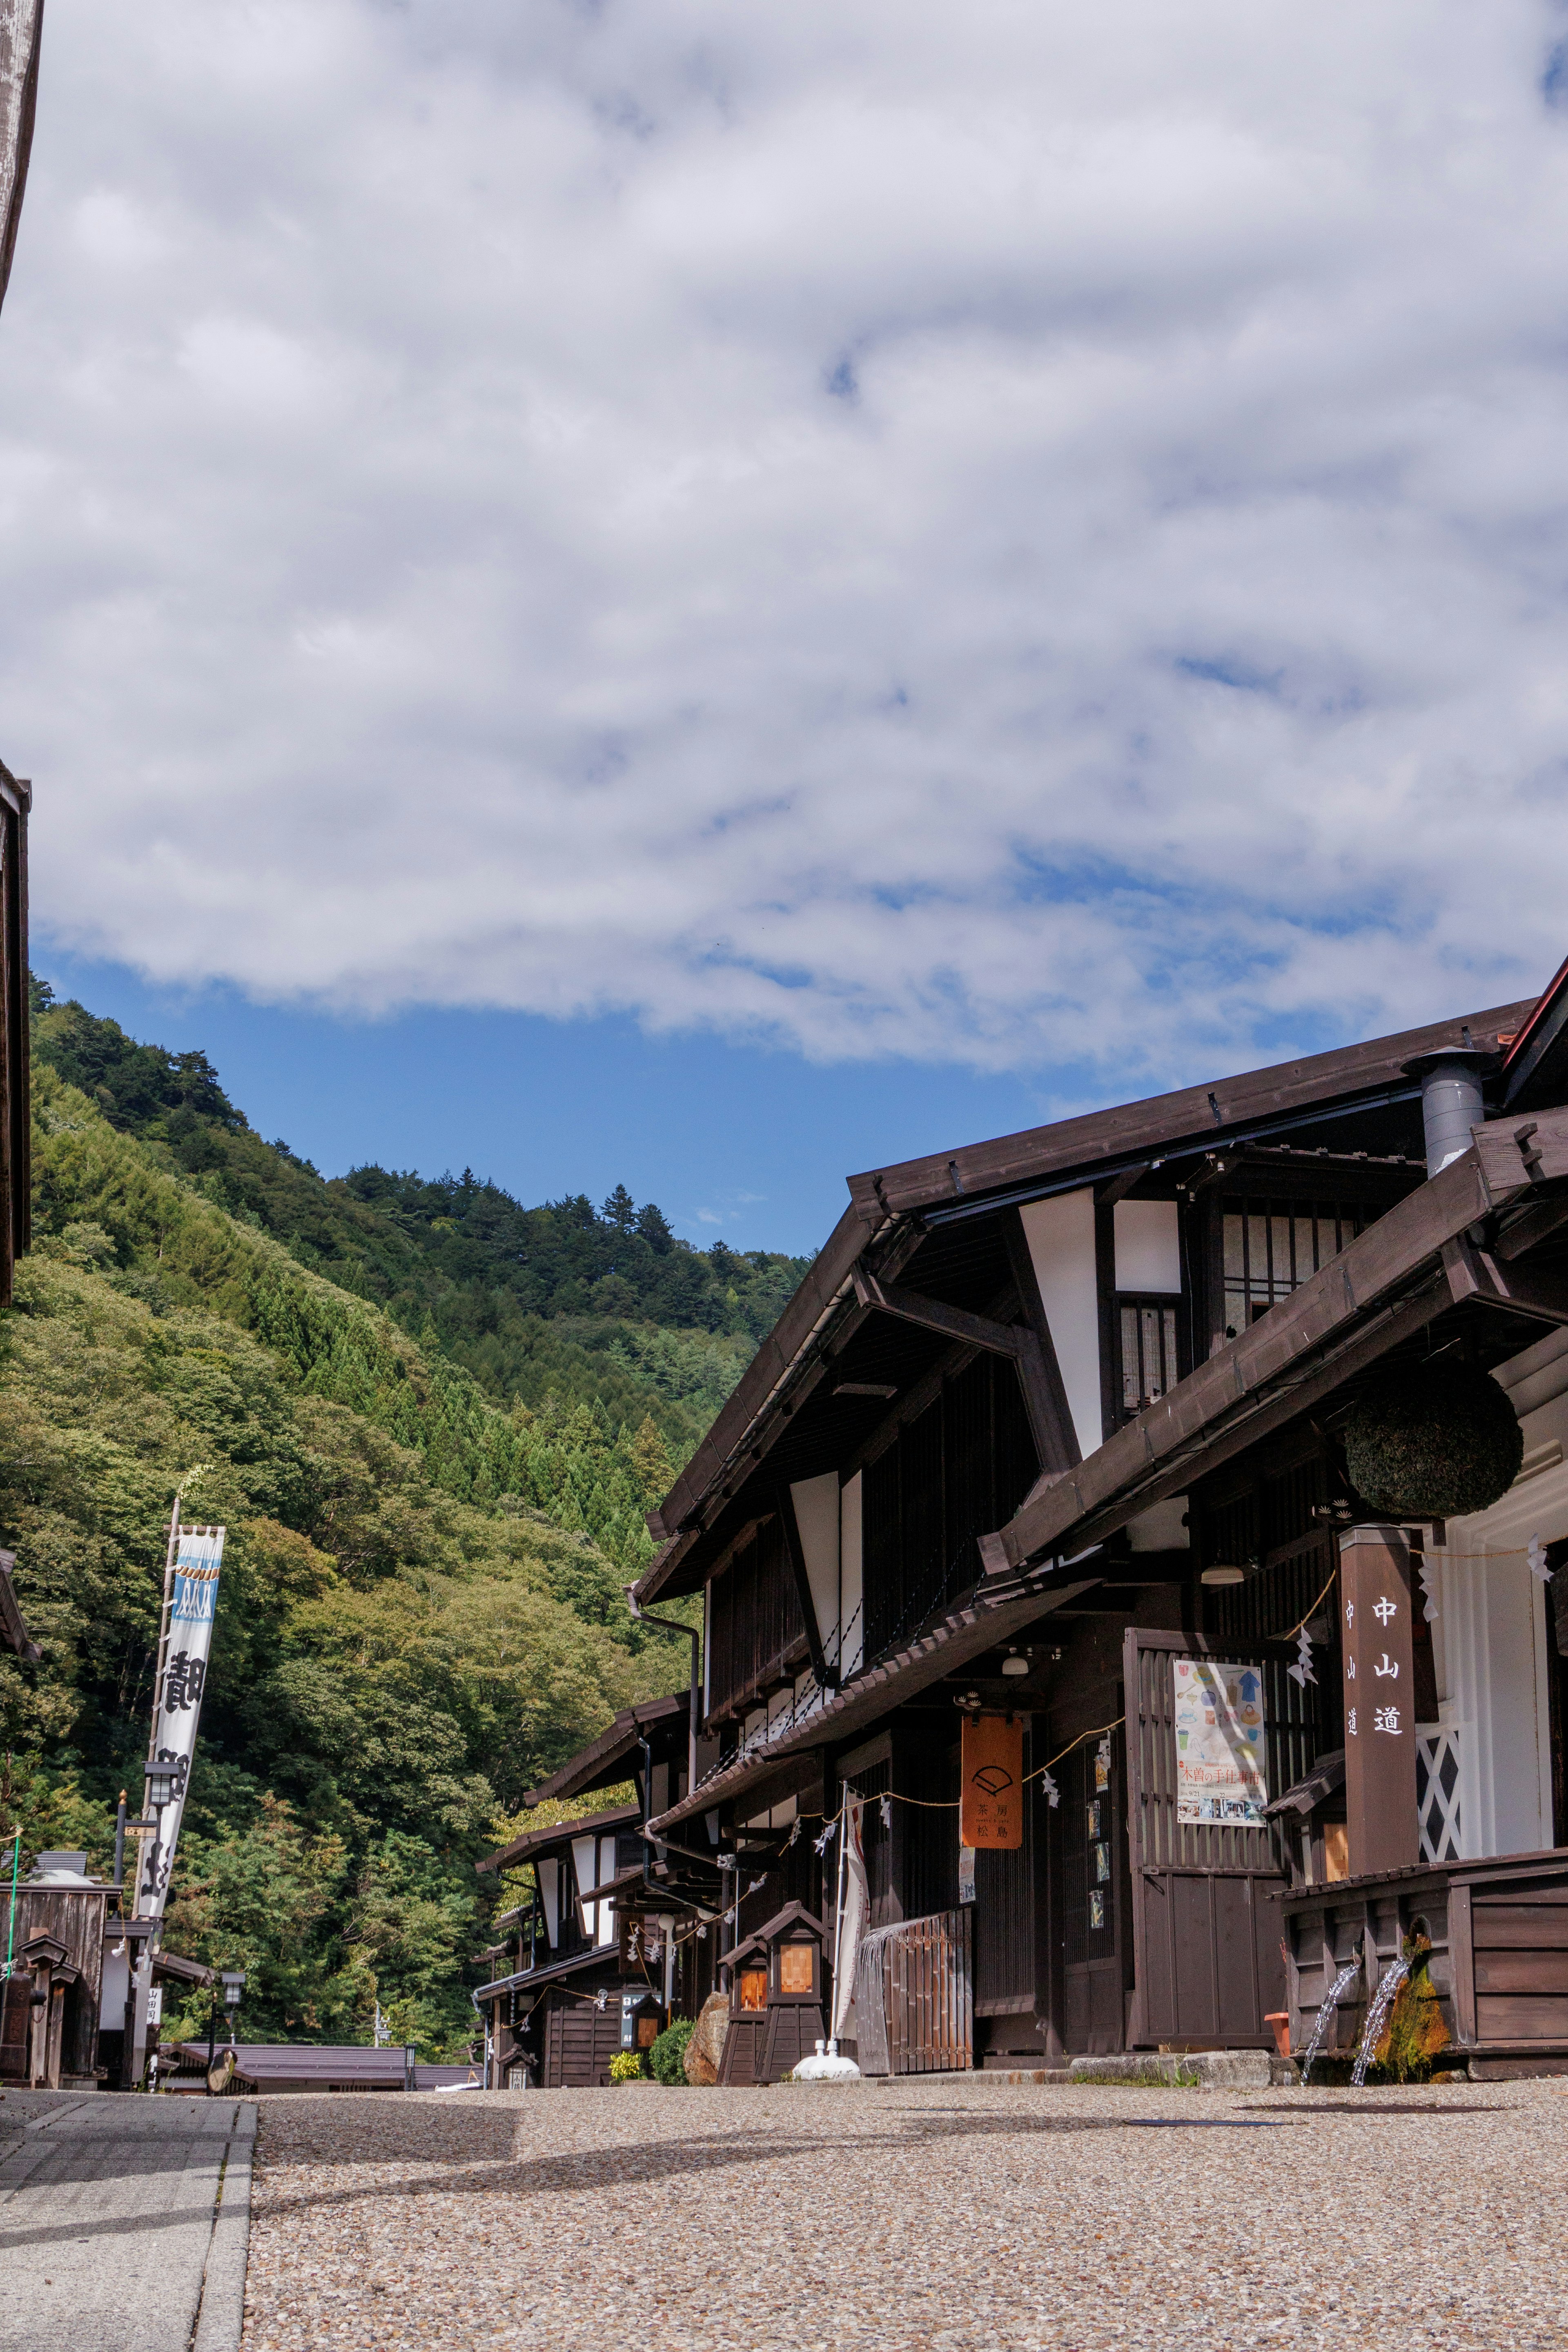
[1528,1533,1552,1584]
[1287,1623,1317,1689]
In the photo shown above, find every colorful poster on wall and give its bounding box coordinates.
[1172,1658,1268,1825]
[960,1714,1024,1848]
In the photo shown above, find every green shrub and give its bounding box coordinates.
[648,2016,694,2086]
[1344,1361,1523,1519]
[609,2049,645,2084]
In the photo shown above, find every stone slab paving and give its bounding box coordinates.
[242,2075,1568,2351]
[0,2088,254,2352]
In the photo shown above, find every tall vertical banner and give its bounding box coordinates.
[831,1797,870,2043]
[137,1525,225,1927]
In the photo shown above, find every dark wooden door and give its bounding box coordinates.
[543,1997,623,2087]
[1060,1732,1127,2053]
[1123,1627,1321,2049]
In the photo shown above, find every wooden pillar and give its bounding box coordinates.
[1341,1524,1419,1879]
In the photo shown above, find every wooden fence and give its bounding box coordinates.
[853,1908,973,2076]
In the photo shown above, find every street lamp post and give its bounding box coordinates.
[205,1970,246,2093]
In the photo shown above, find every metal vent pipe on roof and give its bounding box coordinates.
[1404,1048,1495,1178]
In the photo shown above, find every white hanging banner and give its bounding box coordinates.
[831,1797,869,2044]
[136,1525,225,1927]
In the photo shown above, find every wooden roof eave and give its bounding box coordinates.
[644,1572,1105,1837]
[848,1000,1532,1225]
[520,1693,688,1811]
[476,1801,641,1878]
[637,1205,886,1579]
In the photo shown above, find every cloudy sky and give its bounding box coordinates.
[4,1,1568,1242]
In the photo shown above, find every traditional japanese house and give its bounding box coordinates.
[628,975,1568,2078]
[472,1686,742,2090]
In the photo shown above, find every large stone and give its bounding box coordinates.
[684,1992,731,2087]
[1067,2050,1272,2090]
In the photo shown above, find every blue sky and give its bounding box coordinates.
[7,1,1568,1256]
[38,949,1072,1256]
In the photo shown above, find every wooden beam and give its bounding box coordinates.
[1094,1192,1119,1446]
[1442,1234,1568,1328]
[1002,1211,1081,1477]
[1097,1163,1151,1207]
[1493,1187,1568,1263]
[852,1268,1025,1359]
[777,1485,834,1689]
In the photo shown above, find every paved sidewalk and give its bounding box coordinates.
[0,2089,254,2352]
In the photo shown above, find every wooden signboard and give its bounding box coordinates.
[1341,1524,1418,1877]
[960,1714,1023,1849]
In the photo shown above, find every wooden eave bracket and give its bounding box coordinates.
[1441,1233,1568,1327]
[851,1266,1024,1359]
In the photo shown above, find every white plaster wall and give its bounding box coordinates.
[1114,1199,1182,1294]
[840,1472,864,1675]
[791,1472,841,1656]
[570,1835,597,1940]
[537,1855,560,1949]
[1019,1189,1101,1455]
[1426,1359,1568,1860]
[1127,1495,1190,1552]
[597,1836,618,1944]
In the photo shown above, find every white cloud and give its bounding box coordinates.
[2,0,1568,1095]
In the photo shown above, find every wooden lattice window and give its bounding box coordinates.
[1119,1298,1180,1414]
[1221,1200,1372,1335]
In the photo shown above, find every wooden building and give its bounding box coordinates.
[623,975,1568,2077]
[0,1852,213,2089]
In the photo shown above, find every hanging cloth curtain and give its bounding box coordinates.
[831,1797,869,2042]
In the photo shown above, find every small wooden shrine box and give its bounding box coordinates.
[718,1902,828,2086]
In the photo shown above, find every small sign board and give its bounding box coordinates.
[960,1714,1024,1849]
[1172,1657,1267,1825]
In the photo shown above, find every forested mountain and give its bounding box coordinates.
[2,995,804,2058]
[31,985,811,1579]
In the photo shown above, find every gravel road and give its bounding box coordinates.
[242,2076,1568,2350]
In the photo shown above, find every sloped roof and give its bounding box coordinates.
[522,1693,688,1810]
[476,1802,639,1878]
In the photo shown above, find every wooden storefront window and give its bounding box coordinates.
[778,1944,813,1995]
